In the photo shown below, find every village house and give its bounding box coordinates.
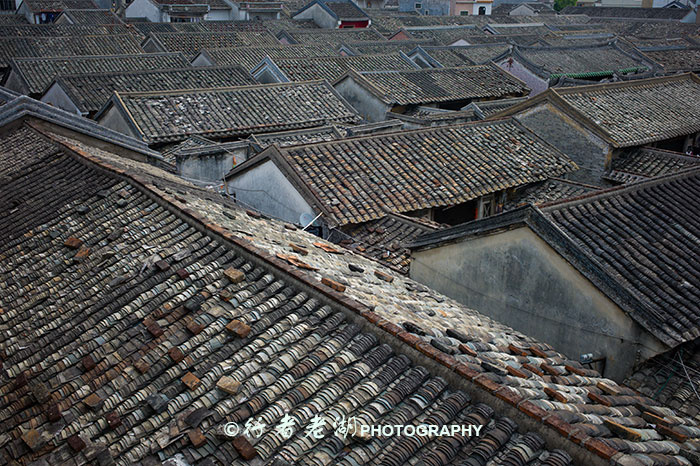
[333,65,529,121]
[292,0,371,28]
[250,53,418,83]
[494,41,655,96]
[224,118,577,230]
[490,73,700,186]
[140,31,279,57]
[40,65,256,117]
[4,52,190,97]
[95,81,361,146]
[409,168,700,382]
[3,92,700,466]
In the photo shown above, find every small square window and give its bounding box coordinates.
[460,10,469,15]
[414,2,421,8]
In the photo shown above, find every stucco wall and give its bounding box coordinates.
[399,0,450,15]
[334,77,390,122]
[515,103,611,186]
[497,58,548,96]
[226,159,316,224]
[4,70,29,95]
[294,3,338,28]
[178,151,244,183]
[410,227,667,381]
[40,83,82,116]
[97,105,140,139]
[125,0,162,21]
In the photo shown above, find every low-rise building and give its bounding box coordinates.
[410,168,700,381]
[292,0,371,28]
[333,65,529,121]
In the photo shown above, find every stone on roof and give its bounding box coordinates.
[9,53,190,96]
[100,81,361,143]
[50,66,256,115]
[342,65,528,106]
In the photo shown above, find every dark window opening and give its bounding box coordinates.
[478,6,486,14]
[433,200,478,225]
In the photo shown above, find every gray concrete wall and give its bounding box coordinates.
[227,159,316,224]
[334,77,390,122]
[125,0,162,21]
[97,105,140,140]
[294,3,338,28]
[4,70,29,95]
[515,103,611,186]
[410,227,667,381]
[40,83,82,116]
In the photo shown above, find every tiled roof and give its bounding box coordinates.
[0,35,144,69]
[21,123,700,466]
[503,178,599,210]
[368,13,482,35]
[20,0,96,11]
[51,66,256,115]
[413,47,475,67]
[344,65,529,106]
[0,15,28,24]
[491,2,556,15]
[146,31,279,57]
[640,47,700,73]
[464,33,543,46]
[485,23,552,35]
[344,39,438,54]
[9,53,190,96]
[541,169,700,347]
[316,0,369,19]
[232,119,577,226]
[561,6,692,20]
[56,8,124,24]
[0,119,588,466]
[507,42,652,79]
[196,45,338,69]
[495,73,700,148]
[249,125,343,151]
[389,106,477,127]
[626,344,700,422]
[604,147,700,184]
[283,27,386,45]
[132,21,208,34]
[263,54,417,82]
[553,74,700,147]
[161,135,249,166]
[401,25,485,45]
[102,81,361,143]
[0,23,133,36]
[465,96,528,119]
[337,213,441,274]
[425,44,511,65]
